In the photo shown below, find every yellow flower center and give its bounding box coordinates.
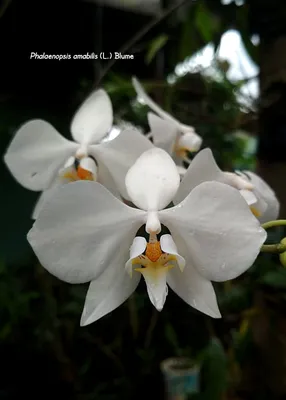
[132,236,177,280]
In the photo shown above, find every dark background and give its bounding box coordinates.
[1,1,286,399]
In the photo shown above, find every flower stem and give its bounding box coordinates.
[260,243,286,253]
[261,219,286,230]
[260,220,286,253]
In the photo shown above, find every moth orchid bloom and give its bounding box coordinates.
[132,77,202,168]
[174,148,279,223]
[4,89,153,218]
[234,170,279,223]
[27,148,266,326]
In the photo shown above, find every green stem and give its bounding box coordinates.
[260,220,286,253]
[261,243,286,253]
[261,219,286,230]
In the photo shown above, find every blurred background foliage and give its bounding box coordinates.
[1,0,286,399]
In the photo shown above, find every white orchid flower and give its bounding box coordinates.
[27,148,266,325]
[4,89,153,218]
[234,170,280,223]
[174,148,279,223]
[132,77,202,167]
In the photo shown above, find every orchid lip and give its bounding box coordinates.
[60,156,97,182]
[129,234,184,279]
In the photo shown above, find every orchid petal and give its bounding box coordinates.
[90,128,154,200]
[160,181,266,282]
[96,158,122,200]
[167,262,221,318]
[33,155,98,220]
[174,149,255,205]
[125,237,147,275]
[177,165,188,177]
[239,189,257,206]
[240,189,268,218]
[27,181,145,284]
[244,171,280,222]
[32,178,63,219]
[140,269,168,311]
[71,89,113,145]
[160,234,186,271]
[177,130,203,153]
[225,172,253,190]
[125,148,180,211]
[173,148,225,204]
[80,263,140,326]
[32,191,50,220]
[147,112,177,154]
[4,120,77,191]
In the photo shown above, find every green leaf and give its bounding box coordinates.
[145,34,169,64]
[179,8,198,61]
[195,2,219,43]
[259,269,286,289]
[201,338,227,400]
[165,322,180,351]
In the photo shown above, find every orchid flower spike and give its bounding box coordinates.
[4,89,153,218]
[132,77,202,168]
[174,148,280,223]
[27,148,266,326]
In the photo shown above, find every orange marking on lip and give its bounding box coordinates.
[77,167,94,181]
[145,241,162,262]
